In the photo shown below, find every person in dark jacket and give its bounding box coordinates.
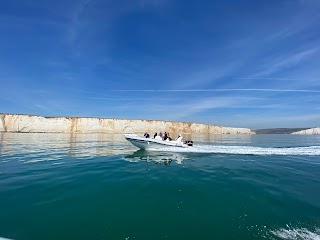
[164,132,168,140]
[154,132,158,138]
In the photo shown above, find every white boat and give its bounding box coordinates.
[124,134,193,150]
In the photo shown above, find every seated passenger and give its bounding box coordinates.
[159,132,163,139]
[144,132,150,138]
[167,132,172,141]
[163,132,168,140]
[154,132,157,138]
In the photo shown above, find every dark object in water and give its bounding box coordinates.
[184,140,193,146]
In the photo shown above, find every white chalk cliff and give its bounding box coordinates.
[0,114,253,134]
[291,127,320,135]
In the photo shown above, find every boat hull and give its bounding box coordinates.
[124,134,190,150]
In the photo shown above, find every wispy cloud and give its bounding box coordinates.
[243,113,320,129]
[169,97,237,119]
[116,97,240,121]
[251,47,319,78]
[138,0,169,8]
[266,0,320,42]
[174,61,242,89]
[234,77,319,81]
[66,0,93,43]
[110,88,320,93]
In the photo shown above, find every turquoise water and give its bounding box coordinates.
[0,133,320,240]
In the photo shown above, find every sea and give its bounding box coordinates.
[0,133,320,240]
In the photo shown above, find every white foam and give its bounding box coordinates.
[271,227,320,240]
[148,145,320,155]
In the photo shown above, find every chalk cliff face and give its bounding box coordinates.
[0,114,253,134]
[291,128,320,135]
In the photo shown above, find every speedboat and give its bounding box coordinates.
[124,134,193,150]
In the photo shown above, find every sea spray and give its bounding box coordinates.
[270,226,320,240]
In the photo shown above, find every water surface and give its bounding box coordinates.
[0,133,320,240]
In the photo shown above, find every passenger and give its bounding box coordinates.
[159,132,163,139]
[144,132,150,138]
[154,132,157,138]
[164,132,168,140]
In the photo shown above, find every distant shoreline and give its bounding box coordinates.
[254,128,313,134]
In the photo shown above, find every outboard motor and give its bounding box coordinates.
[185,140,193,146]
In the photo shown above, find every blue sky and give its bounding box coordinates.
[1,0,320,129]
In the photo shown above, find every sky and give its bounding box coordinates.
[0,0,320,129]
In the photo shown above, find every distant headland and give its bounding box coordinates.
[254,127,319,135]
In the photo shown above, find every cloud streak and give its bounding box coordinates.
[110,88,320,93]
[66,0,93,43]
[234,77,320,82]
[251,47,319,78]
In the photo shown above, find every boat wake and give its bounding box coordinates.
[270,226,320,240]
[147,145,320,156]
